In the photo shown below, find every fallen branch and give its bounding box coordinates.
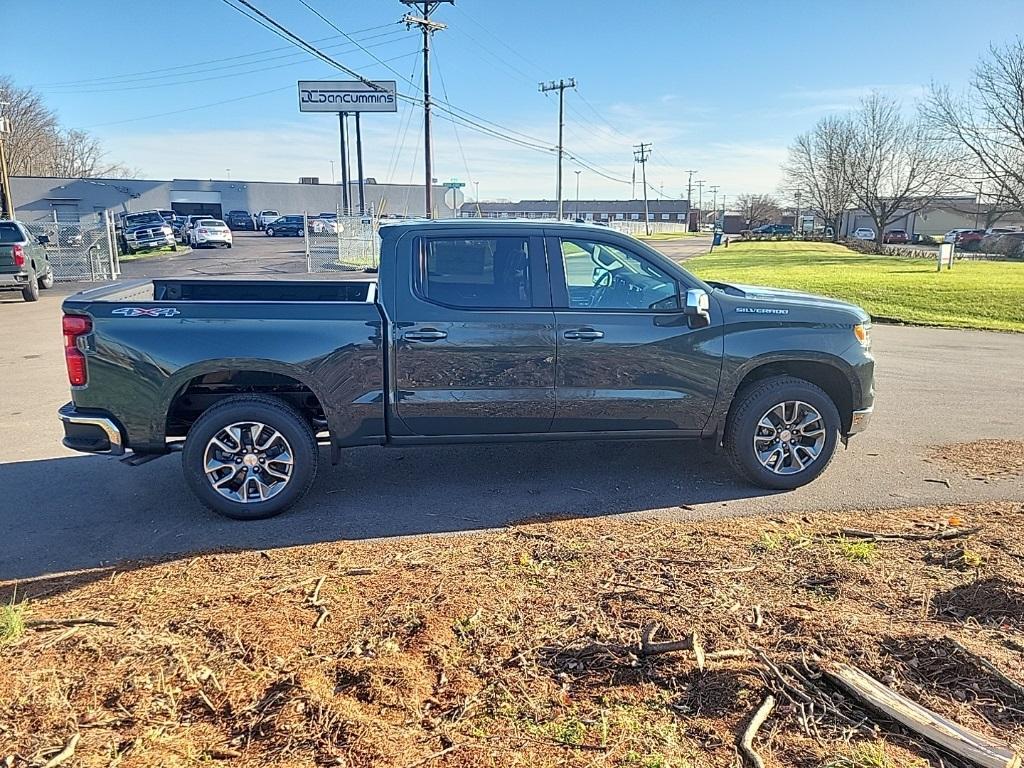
[27,618,116,630]
[824,662,1021,768]
[42,733,80,768]
[639,622,704,670]
[738,695,775,768]
[836,527,981,542]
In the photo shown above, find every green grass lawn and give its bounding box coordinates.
[685,241,1024,332]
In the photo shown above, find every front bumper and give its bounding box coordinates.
[848,406,873,435]
[59,402,125,455]
[128,234,175,249]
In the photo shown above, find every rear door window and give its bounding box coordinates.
[419,236,531,309]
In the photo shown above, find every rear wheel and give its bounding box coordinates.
[182,395,318,520]
[297,228,305,237]
[724,376,840,490]
[21,272,40,302]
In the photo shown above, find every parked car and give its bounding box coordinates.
[58,219,876,519]
[943,229,972,243]
[190,219,233,249]
[852,227,876,240]
[982,231,1024,257]
[170,215,189,243]
[119,211,176,254]
[956,230,986,250]
[0,219,54,302]
[264,215,305,237]
[225,210,255,231]
[882,229,909,244]
[182,215,210,246]
[255,210,280,230]
[750,224,794,236]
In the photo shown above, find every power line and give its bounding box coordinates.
[46,33,412,94]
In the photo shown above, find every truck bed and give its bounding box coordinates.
[69,277,377,305]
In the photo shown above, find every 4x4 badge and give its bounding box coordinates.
[112,307,181,317]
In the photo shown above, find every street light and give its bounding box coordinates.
[574,170,581,219]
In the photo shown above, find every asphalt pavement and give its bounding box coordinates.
[2,235,1023,584]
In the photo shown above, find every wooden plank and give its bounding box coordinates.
[825,662,1021,768]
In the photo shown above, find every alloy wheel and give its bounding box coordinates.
[203,421,294,503]
[753,400,826,475]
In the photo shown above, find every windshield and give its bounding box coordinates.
[263,211,279,216]
[0,222,24,244]
[125,213,164,226]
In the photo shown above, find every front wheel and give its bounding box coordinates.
[724,376,840,490]
[39,265,55,289]
[297,228,304,237]
[182,395,318,520]
[266,228,275,237]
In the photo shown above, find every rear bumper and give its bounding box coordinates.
[58,402,125,455]
[0,271,29,290]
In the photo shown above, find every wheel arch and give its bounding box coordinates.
[160,361,331,442]
[716,353,860,439]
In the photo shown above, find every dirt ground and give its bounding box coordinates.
[2,498,1023,768]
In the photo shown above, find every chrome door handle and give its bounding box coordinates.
[563,329,604,340]
[404,329,448,342]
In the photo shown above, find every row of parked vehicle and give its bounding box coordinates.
[223,209,341,237]
[943,227,1024,256]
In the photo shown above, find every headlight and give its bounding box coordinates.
[853,323,870,347]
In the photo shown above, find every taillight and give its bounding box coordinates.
[63,314,92,387]
[198,228,208,234]
[12,244,25,267]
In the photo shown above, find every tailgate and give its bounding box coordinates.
[0,244,17,269]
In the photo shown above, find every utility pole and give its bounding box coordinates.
[721,194,728,227]
[685,170,696,232]
[633,142,652,236]
[695,180,705,231]
[975,181,983,229]
[573,166,581,218]
[708,185,720,228]
[339,113,350,214]
[539,77,576,219]
[794,190,802,233]
[0,105,13,219]
[402,1,452,219]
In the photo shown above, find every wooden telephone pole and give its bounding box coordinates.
[539,78,575,220]
[402,0,452,219]
[633,142,652,235]
[0,106,13,219]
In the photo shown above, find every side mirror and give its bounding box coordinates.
[37,235,50,245]
[684,288,711,327]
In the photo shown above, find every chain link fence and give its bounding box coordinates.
[304,213,380,273]
[22,213,119,281]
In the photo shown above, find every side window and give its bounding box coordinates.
[420,236,531,309]
[560,238,680,311]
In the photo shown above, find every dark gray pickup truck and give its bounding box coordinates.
[59,220,874,519]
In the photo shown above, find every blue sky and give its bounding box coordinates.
[6,0,1021,203]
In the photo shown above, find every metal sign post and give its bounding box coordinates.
[299,80,397,219]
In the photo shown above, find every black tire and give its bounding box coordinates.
[724,375,840,490]
[297,228,304,237]
[39,264,55,289]
[21,272,40,302]
[182,395,318,520]
[266,228,275,237]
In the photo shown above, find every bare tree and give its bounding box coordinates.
[924,37,1024,214]
[0,76,58,176]
[783,115,853,240]
[840,92,955,248]
[734,193,782,227]
[0,77,138,179]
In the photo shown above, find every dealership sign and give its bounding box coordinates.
[298,80,398,112]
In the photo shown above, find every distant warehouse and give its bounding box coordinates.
[10,175,457,223]
[459,198,690,223]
